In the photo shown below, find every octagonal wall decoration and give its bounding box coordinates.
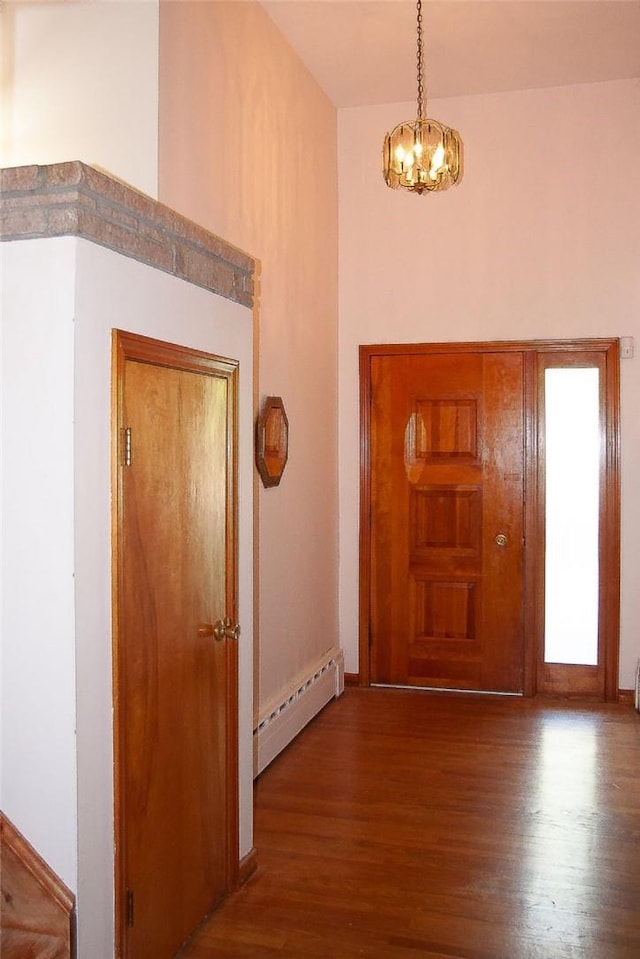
[256,396,289,487]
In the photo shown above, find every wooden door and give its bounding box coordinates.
[113,332,239,959]
[367,350,525,693]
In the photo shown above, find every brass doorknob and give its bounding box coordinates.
[211,618,241,642]
[495,533,508,548]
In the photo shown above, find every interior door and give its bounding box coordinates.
[368,350,525,693]
[113,332,239,959]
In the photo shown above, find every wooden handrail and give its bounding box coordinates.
[1,812,75,959]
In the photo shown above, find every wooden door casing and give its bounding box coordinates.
[112,331,239,959]
[360,340,620,701]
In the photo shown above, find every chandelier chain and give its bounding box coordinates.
[382,0,462,193]
[416,0,424,119]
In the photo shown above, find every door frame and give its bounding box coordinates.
[359,338,620,700]
[111,330,240,956]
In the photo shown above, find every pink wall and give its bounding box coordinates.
[338,79,640,687]
[0,1,159,195]
[158,1,339,711]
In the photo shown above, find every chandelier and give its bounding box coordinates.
[383,0,462,194]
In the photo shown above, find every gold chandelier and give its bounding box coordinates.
[383,0,462,194]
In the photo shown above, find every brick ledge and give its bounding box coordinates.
[0,162,254,308]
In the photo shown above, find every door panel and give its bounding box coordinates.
[114,333,238,959]
[369,351,525,693]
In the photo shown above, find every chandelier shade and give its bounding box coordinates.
[383,119,462,193]
[382,0,462,195]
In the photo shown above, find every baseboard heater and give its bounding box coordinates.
[254,647,344,777]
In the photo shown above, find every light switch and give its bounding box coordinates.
[620,336,634,359]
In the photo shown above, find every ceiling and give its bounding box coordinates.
[260,1,640,107]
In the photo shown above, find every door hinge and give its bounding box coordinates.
[123,427,132,467]
[126,889,134,927]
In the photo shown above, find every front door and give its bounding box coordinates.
[367,349,525,693]
[113,332,239,959]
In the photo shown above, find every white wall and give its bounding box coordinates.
[1,236,254,958]
[1,239,78,890]
[338,79,640,686]
[0,1,159,196]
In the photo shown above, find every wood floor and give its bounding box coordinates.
[180,688,640,959]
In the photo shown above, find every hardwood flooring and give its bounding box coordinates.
[180,688,640,959]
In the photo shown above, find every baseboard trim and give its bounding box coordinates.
[1,812,75,958]
[344,672,360,687]
[238,847,258,887]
